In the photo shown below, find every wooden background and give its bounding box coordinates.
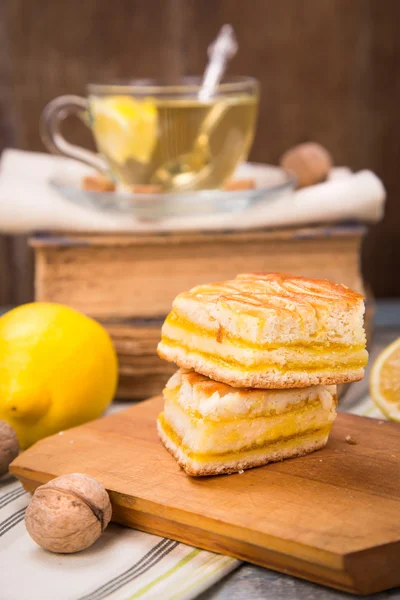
[1,0,400,303]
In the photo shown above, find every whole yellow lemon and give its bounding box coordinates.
[0,303,118,449]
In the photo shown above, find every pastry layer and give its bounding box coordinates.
[158,341,365,388]
[157,272,368,388]
[162,377,336,455]
[165,369,337,421]
[160,321,367,370]
[157,414,330,476]
[158,370,337,475]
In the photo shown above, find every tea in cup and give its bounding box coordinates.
[41,77,259,192]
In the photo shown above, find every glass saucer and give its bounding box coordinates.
[50,162,296,219]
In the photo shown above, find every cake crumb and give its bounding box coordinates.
[216,325,225,343]
[345,435,358,445]
[319,459,323,462]
[238,470,244,474]
[378,420,385,425]
[58,431,64,436]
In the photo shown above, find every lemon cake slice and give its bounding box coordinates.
[157,369,337,476]
[157,273,368,388]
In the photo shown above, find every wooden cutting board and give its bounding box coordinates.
[10,397,400,596]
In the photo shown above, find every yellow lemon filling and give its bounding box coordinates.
[163,390,336,455]
[160,336,367,372]
[163,385,336,420]
[165,311,365,352]
[158,413,331,464]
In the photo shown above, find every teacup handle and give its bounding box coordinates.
[40,95,109,174]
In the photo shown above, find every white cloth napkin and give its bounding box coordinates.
[0,149,385,233]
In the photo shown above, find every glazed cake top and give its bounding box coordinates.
[178,273,363,308]
[165,273,365,346]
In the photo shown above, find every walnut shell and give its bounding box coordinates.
[0,420,19,476]
[280,142,333,188]
[25,473,112,553]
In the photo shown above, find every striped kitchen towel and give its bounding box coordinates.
[0,476,239,600]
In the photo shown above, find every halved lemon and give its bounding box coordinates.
[91,96,158,164]
[370,337,400,421]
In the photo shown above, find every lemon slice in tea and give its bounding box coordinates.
[91,96,158,164]
[370,337,400,421]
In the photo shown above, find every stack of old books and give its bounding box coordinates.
[30,223,368,400]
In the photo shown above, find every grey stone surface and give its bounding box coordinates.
[198,564,400,600]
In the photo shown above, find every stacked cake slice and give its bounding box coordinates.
[157,273,367,476]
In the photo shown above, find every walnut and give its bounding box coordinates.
[0,420,19,476]
[25,473,112,553]
[280,142,333,189]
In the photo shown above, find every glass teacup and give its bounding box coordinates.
[41,77,259,192]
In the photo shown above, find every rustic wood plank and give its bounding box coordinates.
[11,398,400,595]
